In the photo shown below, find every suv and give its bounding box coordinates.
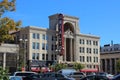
[69,72,86,80]
[9,71,36,79]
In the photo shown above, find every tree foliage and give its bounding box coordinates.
[0,0,21,43]
[116,59,120,73]
[73,62,84,71]
[53,63,67,71]
[0,67,9,80]
[0,0,15,16]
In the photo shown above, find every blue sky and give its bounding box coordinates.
[3,0,120,46]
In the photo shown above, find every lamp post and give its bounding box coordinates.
[19,39,28,71]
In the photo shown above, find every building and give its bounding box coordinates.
[17,13,100,71]
[0,43,19,72]
[100,43,120,74]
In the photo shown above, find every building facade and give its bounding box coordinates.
[100,44,120,74]
[18,14,100,70]
[0,43,19,72]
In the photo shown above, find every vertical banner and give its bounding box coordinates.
[58,14,64,56]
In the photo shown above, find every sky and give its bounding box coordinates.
[3,0,120,46]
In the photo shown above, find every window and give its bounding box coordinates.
[51,44,54,51]
[42,43,45,50]
[42,54,45,60]
[79,47,84,53]
[42,34,45,40]
[51,54,54,60]
[79,39,84,44]
[87,48,91,53]
[46,35,48,40]
[32,42,35,49]
[36,53,39,60]
[32,53,35,59]
[36,43,40,49]
[46,44,48,50]
[37,33,39,39]
[46,54,48,60]
[33,33,36,39]
[87,56,89,62]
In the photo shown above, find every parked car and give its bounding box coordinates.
[23,73,43,80]
[69,72,86,80]
[46,72,75,80]
[112,74,120,80]
[96,72,114,79]
[81,75,110,80]
[57,69,76,76]
[10,76,22,80]
[9,71,36,80]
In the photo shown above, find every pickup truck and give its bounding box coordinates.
[9,71,36,80]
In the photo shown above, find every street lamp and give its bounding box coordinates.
[19,39,28,71]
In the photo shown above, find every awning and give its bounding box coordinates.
[80,69,98,72]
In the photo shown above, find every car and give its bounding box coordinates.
[23,73,43,80]
[96,72,114,79]
[111,74,120,80]
[80,75,110,80]
[46,72,75,80]
[9,71,37,80]
[57,69,77,76]
[69,72,86,80]
[10,76,23,80]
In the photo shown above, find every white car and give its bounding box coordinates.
[9,71,36,80]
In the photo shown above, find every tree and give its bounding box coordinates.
[0,0,21,43]
[0,67,9,80]
[73,62,84,71]
[116,59,120,73]
[54,63,67,71]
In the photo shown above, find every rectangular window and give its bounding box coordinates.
[46,44,48,50]
[33,33,36,39]
[80,56,82,62]
[32,42,35,49]
[51,44,54,51]
[42,34,45,40]
[46,35,48,40]
[36,53,39,60]
[83,56,85,62]
[94,57,95,62]
[80,39,84,44]
[55,54,57,60]
[42,43,45,50]
[36,43,40,49]
[46,54,48,60]
[42,54,45,60]
[32,53,35,59]
[37,33,39,39]
[79,47,85,53]
[87,56,89,62]
[51,54,54,60]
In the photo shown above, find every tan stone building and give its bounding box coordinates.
[18,13,100,71]
[100,44,120,74]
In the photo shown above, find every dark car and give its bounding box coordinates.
[23,73,43,80]
[81,75,110,80]
[112,74,120,80]
[41,72,75,80]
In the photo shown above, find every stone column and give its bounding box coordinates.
[110,58,112,74]
[115,58,117,74]
[64,38,66,62]
[3,52,6,69]
[70,38,73,61]
[105,59,107,72]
